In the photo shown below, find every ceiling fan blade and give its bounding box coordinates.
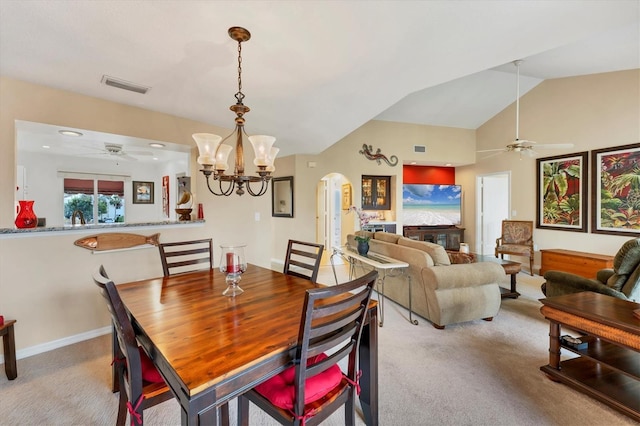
[534,143,575,149]
[119,154,138,161]
[478,151,506,160]
[126,150,154,156]
[477,148,507,153]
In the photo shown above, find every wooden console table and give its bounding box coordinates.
[539,292,640,422]
[540,249,614,278]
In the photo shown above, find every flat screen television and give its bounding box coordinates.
[402,184,462,226]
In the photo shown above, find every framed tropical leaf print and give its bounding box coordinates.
[536,152,588,232]
[591,143,640,236]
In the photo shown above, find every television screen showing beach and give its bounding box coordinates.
[402,184,461,226]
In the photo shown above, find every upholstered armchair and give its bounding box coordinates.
[541,238,640,302]
[495,220,534,275]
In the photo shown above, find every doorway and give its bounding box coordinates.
[475,172,510,255]
[317,173,350,254]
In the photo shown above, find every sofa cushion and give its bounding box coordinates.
[397,237,451,266]
[374,232,401,244]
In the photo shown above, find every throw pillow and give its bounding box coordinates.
[397,238,451,266]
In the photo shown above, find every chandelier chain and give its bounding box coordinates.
[235,40,244,104]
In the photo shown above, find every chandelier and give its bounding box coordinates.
[194,27,278,196]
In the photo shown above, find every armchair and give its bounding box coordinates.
[495,220,534,275]
[541,238,640,302]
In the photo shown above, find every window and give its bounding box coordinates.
[63,178,125,225]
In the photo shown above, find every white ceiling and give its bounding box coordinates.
[1,1,638,158]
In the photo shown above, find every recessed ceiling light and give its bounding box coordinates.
[410,161,417,165]
[153,157,159,161]
[445,163,452,167]
[149,143,165,148]
[42,145,50,149]
[58,130,83,137]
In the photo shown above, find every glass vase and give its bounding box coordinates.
[219,244,247,297]
[15,200,37,229]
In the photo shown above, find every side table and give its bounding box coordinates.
[0,319,17,380]
[331,246,416,327]
[477,255,521,299]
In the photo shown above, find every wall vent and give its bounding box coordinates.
[414,145,426,153]
[101,75,150,94]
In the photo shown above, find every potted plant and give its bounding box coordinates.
[354,235,371,255]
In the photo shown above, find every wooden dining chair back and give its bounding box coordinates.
[93,265,173,426]
[158,238,213,276]
[238,270,378,426]
[283,240,325,283]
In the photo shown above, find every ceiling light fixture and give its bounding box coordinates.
[58,130,83,137]
[149,143,165,148]
[194,27,278,196]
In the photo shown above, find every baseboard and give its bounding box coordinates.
[0,326,111,364]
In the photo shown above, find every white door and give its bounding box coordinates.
[317,180,328,249]
[476,172,510,255]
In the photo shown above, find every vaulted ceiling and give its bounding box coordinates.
[1,1,638,158]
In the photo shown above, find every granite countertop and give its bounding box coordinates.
[0,219,205,235]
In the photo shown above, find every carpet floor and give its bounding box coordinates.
[0,264,636,425]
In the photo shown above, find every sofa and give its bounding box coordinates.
[346,231,505,329]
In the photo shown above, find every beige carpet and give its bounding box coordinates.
[0,265,635,425]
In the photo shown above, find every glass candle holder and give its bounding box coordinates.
[219,244,247,297]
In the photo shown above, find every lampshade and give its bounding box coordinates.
[193,133,222,166]
[265,147,279,172]
[249,135,276,167]
[215,144,233,171]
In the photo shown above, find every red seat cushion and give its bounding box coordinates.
[138,347,164,383]
[254,353,343,410]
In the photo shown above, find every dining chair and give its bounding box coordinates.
[158,238,213,276]
[237,270,378,426]
[93,265,229,426]
[283,240,325,283]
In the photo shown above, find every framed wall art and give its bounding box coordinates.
[341,183,352,210]
[591,143,640,236]
[271,176,294,218]
[133,181,154,204]
[536,152,588,232]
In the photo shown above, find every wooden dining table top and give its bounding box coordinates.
[117,264,323,397]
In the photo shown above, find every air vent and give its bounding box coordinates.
[414,145,426,153]
[101,75,150,94]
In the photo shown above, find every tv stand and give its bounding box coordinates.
[403,226,464,250]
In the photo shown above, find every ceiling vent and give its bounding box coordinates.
[101,75,150,94]
[414,145,426,153]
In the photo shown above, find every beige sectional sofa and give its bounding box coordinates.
[346,231,505,329]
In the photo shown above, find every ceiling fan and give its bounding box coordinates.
[477,60,574,159]
[80,143,154,161]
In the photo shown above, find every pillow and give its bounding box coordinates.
[397,238,451,266]
[138,347,164,383]
[254,353,343,410]
[374,232,400,244]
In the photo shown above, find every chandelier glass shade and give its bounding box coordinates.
[194,27,277,196]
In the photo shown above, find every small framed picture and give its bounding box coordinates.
[133,181,154,204]
[342,183,352,210]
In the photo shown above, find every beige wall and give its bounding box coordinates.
[457,69,640,260]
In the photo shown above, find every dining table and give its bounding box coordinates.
[116,264,379,426]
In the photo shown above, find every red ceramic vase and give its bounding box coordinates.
[15,200,37,229]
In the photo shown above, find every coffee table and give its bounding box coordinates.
[477,255,521,298]
[539,292,640,422]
